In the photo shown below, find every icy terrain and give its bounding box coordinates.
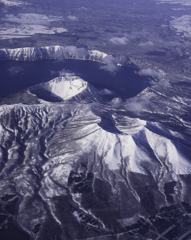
[30,76,88,101]
[0,46,109,63]
[0,69,191,239]
[1,0,191,237]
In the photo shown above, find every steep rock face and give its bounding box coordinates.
[0,46,109,62]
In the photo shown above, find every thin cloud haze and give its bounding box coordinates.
[67,15,78,21]
[63,46,87,57]
[139,41,154,47]
[136,68,164,79]
[109,36,128,45]
[100,56,118,73]
[125,96,150,113]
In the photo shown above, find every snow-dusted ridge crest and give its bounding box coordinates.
[0,45,109,62]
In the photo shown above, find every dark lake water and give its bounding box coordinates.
[0,59,151,99]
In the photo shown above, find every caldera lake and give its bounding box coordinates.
[0,59,152,99]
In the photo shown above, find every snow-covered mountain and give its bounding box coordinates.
[0,69,191,239]
[30,76,88,101]
[0,45,109,62]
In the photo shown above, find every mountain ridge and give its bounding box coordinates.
[0,45,110,62]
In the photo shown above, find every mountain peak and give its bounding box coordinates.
[29,76,88,101]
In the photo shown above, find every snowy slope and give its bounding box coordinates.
[0,45,109,62]
[30,76,88,101]
[0,52,191,239]
[0,84,191,239]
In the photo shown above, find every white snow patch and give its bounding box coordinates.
[120,135,148,174]
[113,114,147,135]
[96,128,151,174]
[170,15,191,37]
[50,164,73,186]
[73,211,82,222]
[100,133,122,170]
[157,0,191,6]
[88,50,108,60]
[0,14,67,40]
[96,130,123,171]
[144,127,167,159]
[144,126,191,174]
[40,76,87,100]
[166,140,191,174]
[1,0,29,6]
[117,215,140,227]
[41,176,67,198]
[0,24,67,40]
